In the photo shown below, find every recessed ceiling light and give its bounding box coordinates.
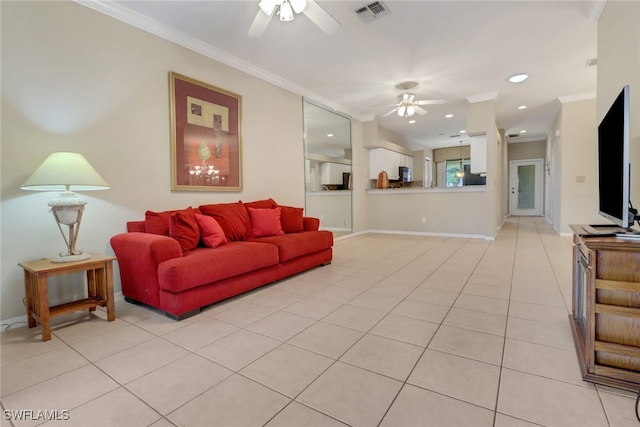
[460,130,466,134]
[520,130,527,133]
[518,105,528,110]
[509,74,529,83]
[327,133,333,137]
[408,120,416,124]
[445,114,453,118]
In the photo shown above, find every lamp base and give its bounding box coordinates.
[51,253,91,264]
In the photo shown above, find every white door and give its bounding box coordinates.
[510,159,543,216]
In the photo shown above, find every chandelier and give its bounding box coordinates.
[456,142,465,178]
[188,117,225,185]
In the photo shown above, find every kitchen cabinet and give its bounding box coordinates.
[320,162,351,185]
[370,148,413,180]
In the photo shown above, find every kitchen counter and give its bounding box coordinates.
[306,190,352,196]
[367,186,486,195]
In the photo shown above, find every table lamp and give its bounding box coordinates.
[21,152,110,263]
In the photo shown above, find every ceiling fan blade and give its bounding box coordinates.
[247,10,273,37]
[382,108,399,117]
[416,98,447,105]
[370,103,398,108]
[302,0,340,34]
[415,106,429,115]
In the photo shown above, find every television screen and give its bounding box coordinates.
[597,85,630,228]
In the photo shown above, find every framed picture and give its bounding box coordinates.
[169,72,242,191]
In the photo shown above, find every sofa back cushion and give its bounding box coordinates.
[169,207,200,252]
[248,207,285,238]
[199,202,252,241]
[195,214,228,248]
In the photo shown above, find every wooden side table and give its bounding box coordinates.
[18,253,117,342]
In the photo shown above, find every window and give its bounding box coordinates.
[445,159,470,187]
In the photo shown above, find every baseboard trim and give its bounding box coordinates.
[366,229,490,240]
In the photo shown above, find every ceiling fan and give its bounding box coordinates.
[381,82,447,118]
[248,0,341,37]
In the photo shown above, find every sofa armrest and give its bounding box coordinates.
[110,232,183,307]
[303,217,320,232]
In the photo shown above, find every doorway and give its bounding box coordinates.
[510,159,543,216]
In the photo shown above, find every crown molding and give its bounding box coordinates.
[587,0,607,22]
[73,0,369,122]
[557,92,597,103]
[466,92,499,103]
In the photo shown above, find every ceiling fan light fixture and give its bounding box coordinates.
[259,0,279,16]
[290,0,307,14]
[406,105,415,117]
[400,93,414,103]
[279,0,294,21]
[397,106,407,117]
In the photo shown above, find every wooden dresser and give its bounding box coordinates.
[569,225,640,391]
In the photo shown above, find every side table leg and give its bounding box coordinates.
[87,269,96,312]
[37,275,51,341]
[105,261,115,322]
[24,271,36,328]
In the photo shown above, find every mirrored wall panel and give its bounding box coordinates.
[303,100,352,237]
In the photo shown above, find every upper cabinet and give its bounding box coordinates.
[469,135,487,174]
[370,148,413,180]
[320,162,351,185]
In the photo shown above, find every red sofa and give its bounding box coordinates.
[110,199,333,320]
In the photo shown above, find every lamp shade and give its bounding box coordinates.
[21,152,109,191]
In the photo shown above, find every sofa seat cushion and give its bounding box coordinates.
[158,241,279,293]
[249,230,333,263]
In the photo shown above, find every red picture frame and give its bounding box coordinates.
[169,72,242,191]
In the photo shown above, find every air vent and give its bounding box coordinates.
[450,134,461,138]
[355,1,390,23]
[508,134,519,138]
[585,58,597,67]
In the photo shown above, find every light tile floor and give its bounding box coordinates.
[1,217,639,426]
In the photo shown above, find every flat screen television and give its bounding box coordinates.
[597,85,631,228]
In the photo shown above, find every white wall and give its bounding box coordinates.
[597,1,640,230]
[0,2,308,321]
[558,98,601,233]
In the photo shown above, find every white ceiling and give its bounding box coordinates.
[81,0,600,150]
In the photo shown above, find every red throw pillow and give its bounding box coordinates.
[243,198,278,211]
[169,208,200,252]
[145,209,179,235]
[145,207,201,235]
[195,214,228,248]
[279,205,304,233]
[248,207,284,238]
[198,202,252,241]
